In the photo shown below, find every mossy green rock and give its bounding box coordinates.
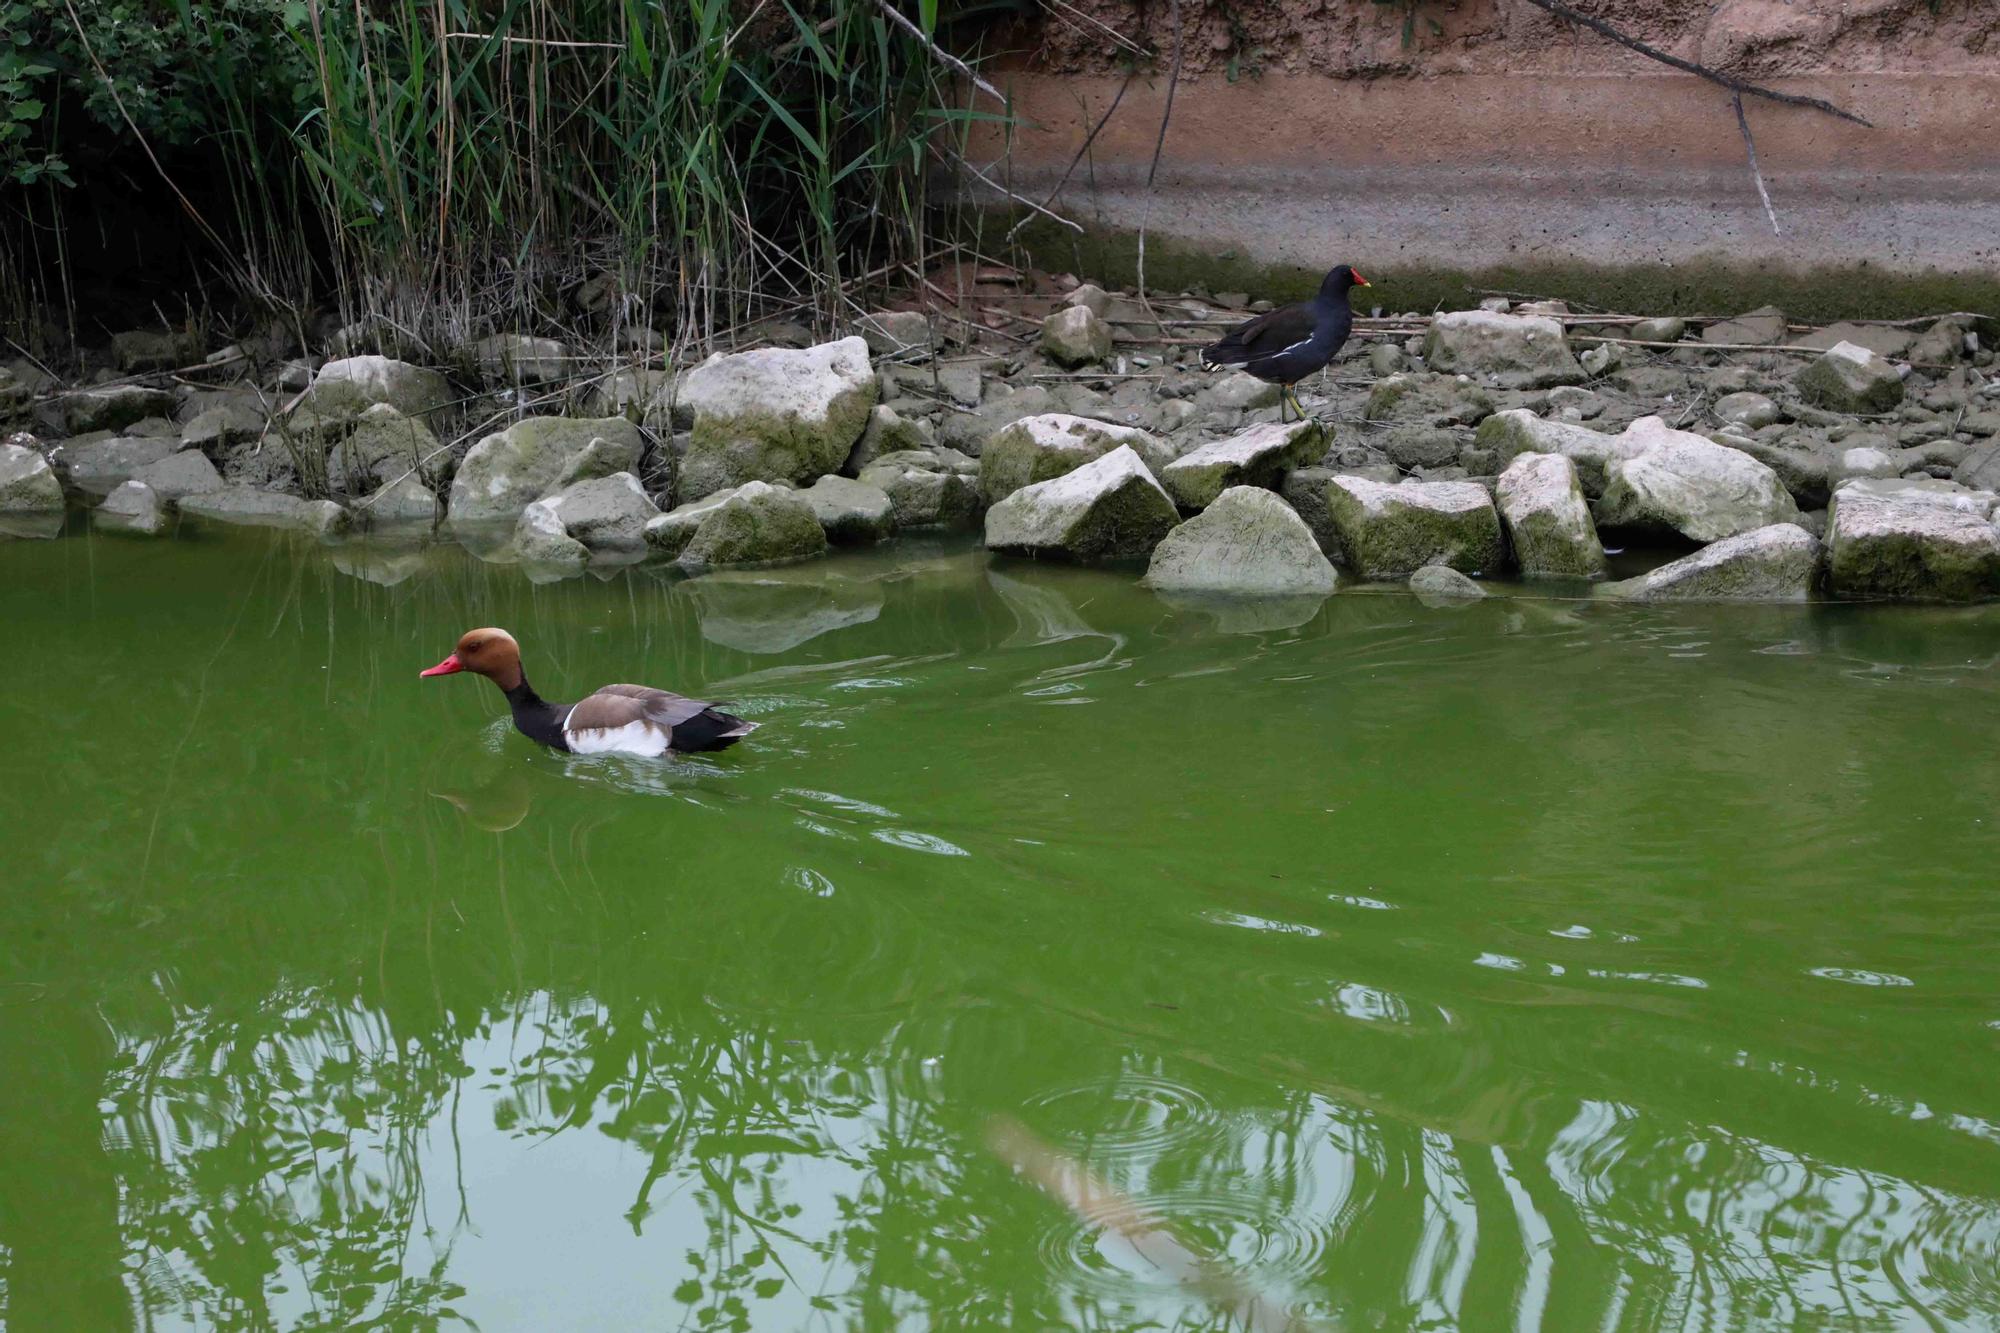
[679,337,877,500]
[1364,374,1494,428]
[1160,420,1322,510]
[447,415,643,528]
[0,442,63,511]
[1794,341,1906,415]
[1825,480,2000,601]
[679,482,830,568]
[979,413,1172,504]
[1323,475,1505,577]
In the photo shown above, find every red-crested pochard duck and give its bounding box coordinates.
[421,627,756,756]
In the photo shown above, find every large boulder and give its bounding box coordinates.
[356,474,439,527]
[1475,409,1641,495]
[1160,420,1322,510]
[858,450,982,530]
[1040,306,1113,368]
[679,480,830,569]
[1794,340,1906,414]
[473,334,570,385]
[679,336,877,499]
[1422,311,1584,388]
[447,415,643,528]
[1364,373,1494,427]
[53,434,179,494]
[96,480,166,535]
[540,471,659,551]
[1322,476,1506,577]
[1281,466,1341,555]
[1495,452,1606,578]
[510,499,589,572]
[1409,564,1488,604]
[1144,486,1337,596]
[328,403,442,492]
[179,487,348,537]
[644,484,754,559]
[1598,524,1822,602]
[0,442,63,511]
[291,355,450,426]
[843,403,933,476]
[800,474,895,545]
[1825,479,2000,601]
[129,449,224,503]
[1594,416,1798,541]
[984,445,1179,563]
[181,400,267,449]
[980,413,1173,504]
[57,385,175,435]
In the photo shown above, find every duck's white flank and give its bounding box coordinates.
[563,715,672,757]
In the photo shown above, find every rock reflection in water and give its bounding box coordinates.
[685,567,884,654]
[1154,589,1329,634]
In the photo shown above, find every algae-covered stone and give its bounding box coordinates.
[1281,466,1340,554]
[644,484,753,559]
[1040,305,1113,368]
[1145,486,1337,595]
[180,487,348,537]
[1161,421,1322,510]
[984,445,1179,563]
[473,333,570,385]
[980,413,1172,504]
[1598,524,1821,602]
[1715,392,1781,429]
[679,336,877,499]
[292,355,450,426]
[541,471,659,552]
[0,442,63,511]
[447,415,643,527]
[1409,564,1487,602]
[129,449,224,503]
[1363,373,1495,427]
[858,451,982,530]
[358,473,439,527]
[97,479,167,534]
[1422,311,1584,388]
[511,499,590,571]
[801,474,896,544]
[679,480,830,568]
[844,404,934,476]
[57,385,177,435]
[54,434,179,494]
[1795,340,1906,415]
[1595,416,1798,541]
[1825,478,2000,601]
[1475,409,1641,496]
[1495,452,1605,578]
[1323,476,1505,577]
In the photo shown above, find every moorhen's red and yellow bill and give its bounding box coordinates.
[421,627,756,757]
[1199,265,1370,421]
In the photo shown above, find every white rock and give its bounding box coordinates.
[1495,452,1606,578]
[0,441,64,511]
[1594,416,1799,541]
[1825,478,2000,600]
[1160,420,1322,510]
[984,444,1179,562]
[541,471,660,551]
[980,413,1173,504]
[97,479,166,534]
[446,416,643,529]
[129,449,224,503]
[679,336,877,499]
[1145,486,1337,595]
[1598,524,1822,601]
[1795,340,1905,414]
[1040,306,1113,368]
[1475,409,1643,495]
[1422,310,1584,387]
[1322,476,1506,578]
[291,355,450,425]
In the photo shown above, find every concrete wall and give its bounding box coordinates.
[965,3,2000,299]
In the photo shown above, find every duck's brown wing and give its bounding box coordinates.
[1199,301,1314,368]
[566,684,757,753]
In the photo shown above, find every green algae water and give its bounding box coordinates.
[3,522,1999,1332]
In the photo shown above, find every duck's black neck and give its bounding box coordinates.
[501,672,570,750]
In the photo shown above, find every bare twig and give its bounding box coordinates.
[444,32,622,49]
[1008,75,1134,243]
[952,152,1084,233]
[1520,0,1872,126]
[1135,0,1183,338]
[1733,93,1781,236]
[872,0,1008,108]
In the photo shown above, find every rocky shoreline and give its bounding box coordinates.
[3,281,1997,604]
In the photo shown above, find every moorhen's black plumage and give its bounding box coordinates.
[421,627,756,756]
[1199,265,1370,421]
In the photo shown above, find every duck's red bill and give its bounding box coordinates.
[1353,271,1371,286]
[420,654,464,678]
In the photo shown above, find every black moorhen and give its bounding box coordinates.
[1199,265,1370,421]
